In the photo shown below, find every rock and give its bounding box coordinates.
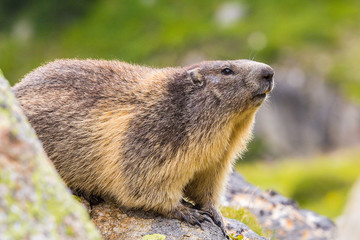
[336,177,360,240]
[223,172,336,240]
[224,218,267,240]
[0,75,101,240]
[83,199,266,240]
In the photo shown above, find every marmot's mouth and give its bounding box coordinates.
[253,93,267,99]
[253,84,273,99]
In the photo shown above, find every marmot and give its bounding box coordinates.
[13,59,274,235]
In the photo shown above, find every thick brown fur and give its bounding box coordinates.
[13,59,274,233]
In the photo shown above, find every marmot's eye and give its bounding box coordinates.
[221,68,234,75]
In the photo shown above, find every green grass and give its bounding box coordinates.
[236,147,360,218]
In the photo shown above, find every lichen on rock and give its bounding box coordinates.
[0,75,101,240]
[142,234,167,240]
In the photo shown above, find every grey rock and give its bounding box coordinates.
[0,75,101,240]
[224,218,267,240]
[223,172,336,240]
[87,199,267,240]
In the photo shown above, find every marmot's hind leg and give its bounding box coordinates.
[72,189,105,206]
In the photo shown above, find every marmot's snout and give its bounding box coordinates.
[260,67,274,90]
[252,65,274,98]
[260,66,274,93]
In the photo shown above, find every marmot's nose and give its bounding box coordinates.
[260,67,274,84]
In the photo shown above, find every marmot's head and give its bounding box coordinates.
[181,60,274,122]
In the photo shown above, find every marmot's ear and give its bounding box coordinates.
[187,68,204,86]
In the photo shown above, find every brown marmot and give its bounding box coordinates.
[13,59,274,235]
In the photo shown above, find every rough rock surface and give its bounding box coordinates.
[83,199,266,240]
[223,172,336,240]
[0,75,101,240]
[224,218,267,240]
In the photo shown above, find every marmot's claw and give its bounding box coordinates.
[202,214,213,223]
[171,205,229,238]
[197,209,213,219]
[171,205,212,229]
[199,206,228,238]
[194,220,202,228]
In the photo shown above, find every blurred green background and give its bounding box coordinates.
[1,0,359,219]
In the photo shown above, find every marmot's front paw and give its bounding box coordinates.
[198,205,228,239]
[200,206,224,228]
[169,205,212,228]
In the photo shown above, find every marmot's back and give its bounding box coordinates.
[14,59,154,109]
[13,59,274,236]
[13,59,158,193]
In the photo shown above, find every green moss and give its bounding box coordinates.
[142,234,167,240]
[0,76,102,239]
[220,206,272,238]
[229,234,244,240]
[73,195,82,202]
[66,225,75,236]
[1,172,28,239]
